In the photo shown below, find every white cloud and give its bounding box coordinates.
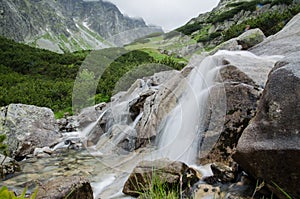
[107,0,220,31]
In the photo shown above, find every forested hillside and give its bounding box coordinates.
[0,37,185,117]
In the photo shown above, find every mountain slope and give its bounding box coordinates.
[123,0,300,58]
[0,0,162,53]
[177,0,298,48]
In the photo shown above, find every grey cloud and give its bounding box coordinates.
[107,0,220,31]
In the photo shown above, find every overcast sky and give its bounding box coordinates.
[106,0,220,31]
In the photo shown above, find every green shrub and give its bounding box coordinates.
[197,32,222,43]
[0,36,186,114]
[0,186,38,199]
[222,3,300,42]
[210,0,294,24]
[176,22,203,35]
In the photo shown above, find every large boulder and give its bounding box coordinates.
[198,49,282,166]
[234,57,300,199]
[251,13,300,57]
[122,159,202,197]
[199,83,260,166]
[0,104,60,160]
[236,28,266,50]
[36,176,93,199]
[210,28,265,54]
[198,62,261,166]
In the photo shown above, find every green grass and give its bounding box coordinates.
[54,107,73,119]
[142,48,187,64]
[271,181,292,199]
[135,173,179,199]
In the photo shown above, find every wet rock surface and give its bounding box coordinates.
[122,159,202,197]
[196,162,258,199]
[36,176,93,199]
[199,62,261,166]
[0,154,21,179]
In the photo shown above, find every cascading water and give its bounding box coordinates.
[155,54,224,164]
[83,52,228,198]
[83,109,108,137]
[2,51,283,199]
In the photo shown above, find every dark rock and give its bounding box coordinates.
[56,116,78,133]
[36,176,93,199]
[218,65,257,86]
[199,64,261,165]
[77,104,107,147]
[0,154,21,179]
[0,104,60,160]
[234,58,300,199]
[122,159,202,197]
[210,163,239,183]
[200,164,259,199]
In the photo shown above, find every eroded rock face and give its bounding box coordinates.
[134,70,189,148]
[122,159,202,197]
[199,64,261,166]
[36,176,93,199]
[0,104,60,160]
[234,58,300,199]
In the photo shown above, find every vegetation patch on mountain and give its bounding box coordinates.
[176,0,300,49]
[0,37,185,117]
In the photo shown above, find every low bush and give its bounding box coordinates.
[222,3,300,41]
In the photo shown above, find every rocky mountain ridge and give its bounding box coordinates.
[179,0,297,47]
[0,0,162,53]
[126,0,300,58]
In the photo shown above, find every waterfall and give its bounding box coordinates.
[52,50,283,198]
[156,54,223,164]
[131,112,143,129]
[82,109,108,137]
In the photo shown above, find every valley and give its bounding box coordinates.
[0,0,300,199]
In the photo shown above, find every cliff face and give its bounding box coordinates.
[0,0,162,53]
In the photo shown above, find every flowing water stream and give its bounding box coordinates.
[1,50,282,198]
